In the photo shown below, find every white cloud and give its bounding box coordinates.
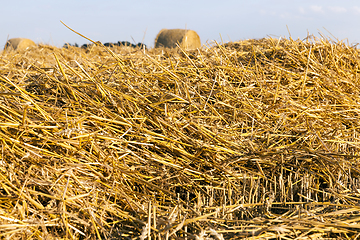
[328,6,347,13]
[259,9,267,15]
[298,7,305,14]
[354,6,360,14]
[310,5,324,13]
[280,12,291,19]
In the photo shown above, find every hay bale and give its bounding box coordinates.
[155,29,201,50]
[4,38,36,51]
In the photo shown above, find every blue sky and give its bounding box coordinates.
[1,0,360,48]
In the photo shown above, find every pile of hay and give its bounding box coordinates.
[155,29,201,50]
[0,36,360,239]
[4,38,36,51]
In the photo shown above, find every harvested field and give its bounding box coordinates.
[0,36,360,239]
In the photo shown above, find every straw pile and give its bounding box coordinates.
[0,36,360,239]
[4,38,36,51]
[155,29,201,50]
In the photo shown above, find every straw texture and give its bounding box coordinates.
[0,36,360,239]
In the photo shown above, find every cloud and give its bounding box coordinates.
[310,5,323,13]
[328,6,347,13]
[354,6,360,14]
[279,12,291,19]
[298,7,305,14]
[259,9,267,15]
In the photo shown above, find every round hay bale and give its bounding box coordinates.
[4,38,36,51]
[155,29,201,50]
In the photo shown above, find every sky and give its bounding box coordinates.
[1,0,360,48]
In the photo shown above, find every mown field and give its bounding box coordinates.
[0,36,360,239]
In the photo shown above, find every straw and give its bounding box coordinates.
[0,35,360,238]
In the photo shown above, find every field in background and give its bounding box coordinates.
[0,37,360,239]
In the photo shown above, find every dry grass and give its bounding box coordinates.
[0,36,360,239]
